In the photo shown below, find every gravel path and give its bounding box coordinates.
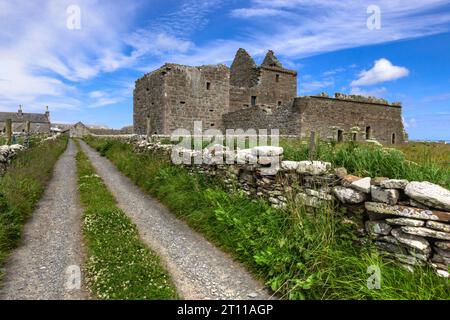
[0,140,88,300]
[79,141,272,300]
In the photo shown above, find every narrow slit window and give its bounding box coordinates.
[206,82,211,90]
[276,74,280,82]
[337,130,344,143]
[391,133,396,144]
[352,133,357,141]
[366,126,371,140]
[251,96,257,107]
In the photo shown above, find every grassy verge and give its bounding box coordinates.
[280,139,450,189]
[0,135,68,278]
[84,136,449,300]
[74,140,178,300]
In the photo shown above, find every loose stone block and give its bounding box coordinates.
[364,202,450,222]
[385,218,424,227]
[350,177,371,194]
[372,177,388,186]
[342,175,361,187]
[375,241,406,255]
[405,181,450,211]
[394,253,426,266]
[391,228,431,254]
[434,241,450,250]
[401,226,450,241]
[434,247,450,258]
[425,220,450,233]
[296,161,331,175]
[407,249,430,261]
[280,161,300,171]
[371,186,399,205]
[431,253,450,266]
[252,146,283,157]
[333,186,367,204]
[380,179,409,189]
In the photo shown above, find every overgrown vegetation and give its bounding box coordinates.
[281,139,450,189]
[75,141,178,300]
[84,136,449,300]
[0,135,68,279]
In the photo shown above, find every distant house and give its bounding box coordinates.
[70,122,91,138]
[0,106,51,133]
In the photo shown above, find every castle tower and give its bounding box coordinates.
[229,49,297,112]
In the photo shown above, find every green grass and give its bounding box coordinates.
[0,134,48,147]
[280,139,450,189]
[74,140,178,300]
[0,135,68,279]
[84,136,449,300]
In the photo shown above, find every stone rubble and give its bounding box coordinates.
[0,144,26,174]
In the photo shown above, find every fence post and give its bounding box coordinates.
[6,119,12,145]
[146,117,152,142]
[309,131,316,161]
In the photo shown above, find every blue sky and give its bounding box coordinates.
[0,0,449,140]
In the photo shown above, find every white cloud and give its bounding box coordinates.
[351,59,409,86]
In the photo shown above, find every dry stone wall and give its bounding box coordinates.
[110,136,450,277]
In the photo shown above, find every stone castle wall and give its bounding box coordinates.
[223,101,301,135]
[223,95,405,144]
[297,96,406,144]
[134,67,166,135]
[134,64,230,135]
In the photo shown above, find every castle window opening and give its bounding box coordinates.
[206,82,211,90]
[277,101,282,106]
[210,123,215,127]
[180,101,186,105]
[392,133,396,144]
[366,126,371,139]
[251,96,257,107]
[276,74,280,82]
[352,133,357,141]
[337,130,344,143]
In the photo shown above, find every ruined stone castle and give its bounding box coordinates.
[134,49,406,144]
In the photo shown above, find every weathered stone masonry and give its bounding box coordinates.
[134,48,406,144]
